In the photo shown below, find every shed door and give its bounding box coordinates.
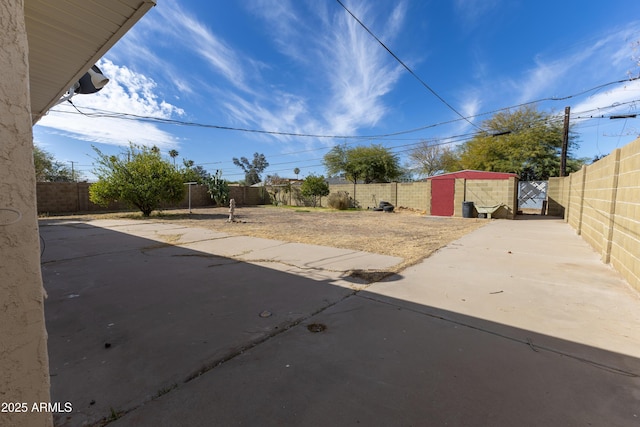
[431,179,455,216]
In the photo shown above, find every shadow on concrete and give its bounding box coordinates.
[39,221,640,427]
[515,214,563,221]
[154,212,230,221]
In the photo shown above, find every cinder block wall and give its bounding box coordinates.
[567,166,586,233]
[329,181,431,211]
[454,179,465,217]
[329,183,395,208]
[463,178,518,219]
[547,177,566,217]
[36,183,266,214]
[329,179,513,217]
[547,136,640,291]
[229,185,270,205]
[579,152,619,259]
[36,182,128,213]
[610,139,640,290]
[396,181,430,212]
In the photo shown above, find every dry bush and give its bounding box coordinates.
[327,191,352,210]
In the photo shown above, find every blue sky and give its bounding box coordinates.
[34,0,640,182]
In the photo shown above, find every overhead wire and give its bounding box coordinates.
[49,78,639,178]
[50,76,639,145]
[334,0,482,131]
[61,99,639,179]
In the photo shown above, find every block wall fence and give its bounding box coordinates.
[547,136,640,292]
[37,178,517,219]
[36,183,268,214]
[328,178,517,218]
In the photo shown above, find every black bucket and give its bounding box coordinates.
[462,201,475,218]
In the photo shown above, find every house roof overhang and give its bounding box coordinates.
[25,0,156,124]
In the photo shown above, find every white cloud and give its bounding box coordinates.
[313,3,406,135]
[512,23,640,105]
[245,0,305,64]
[108,28,195,97]
[382,2,408,42]
[454,0,501,27]
[37,1,411,158]
[572,78,640,117]
[150,0,258,93]
[36,59,183,149]
[212,2,409,144]
[461,96,481,124]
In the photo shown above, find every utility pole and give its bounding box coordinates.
[70,161,76,181]
[560,106,570,177]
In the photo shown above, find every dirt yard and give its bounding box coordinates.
[54,206,486,278]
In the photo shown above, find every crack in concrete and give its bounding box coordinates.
[98,290,360,426]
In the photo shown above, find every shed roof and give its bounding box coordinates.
[25,0,156,124]
[427,170,519,180]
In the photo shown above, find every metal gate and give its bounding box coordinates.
[518,181,548,210]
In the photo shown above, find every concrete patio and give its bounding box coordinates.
[38,216,640,426]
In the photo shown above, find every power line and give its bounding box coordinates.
[51,76,639,144]
[51,80,639,177]
[334,0,482,131]
[65,99,639,177]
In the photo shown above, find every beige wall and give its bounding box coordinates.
[462,177,518,219]
[397,182,431,212]
[37,178,519,218]
[1,1,53,426]
[329,182,431,211]
[229,185,270,206]
[329,179,516,218]
[36,183,268,215]
[548,137,640,292]
[547,177,567,217]
[329,182,396,209]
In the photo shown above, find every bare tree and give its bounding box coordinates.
[408,140,454,177]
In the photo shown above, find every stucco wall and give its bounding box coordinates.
[548,137,640,291]
[0,1,53,426]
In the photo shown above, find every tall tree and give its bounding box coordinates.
[408,140,458,177]
[33,146,78,182]
[323,144,401,184]
[300,174,330,207]
[89,144,185,217]
[168,149,179,166]
[181,159,210,184]
[458,105,585,180]
[232,152,269,185]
